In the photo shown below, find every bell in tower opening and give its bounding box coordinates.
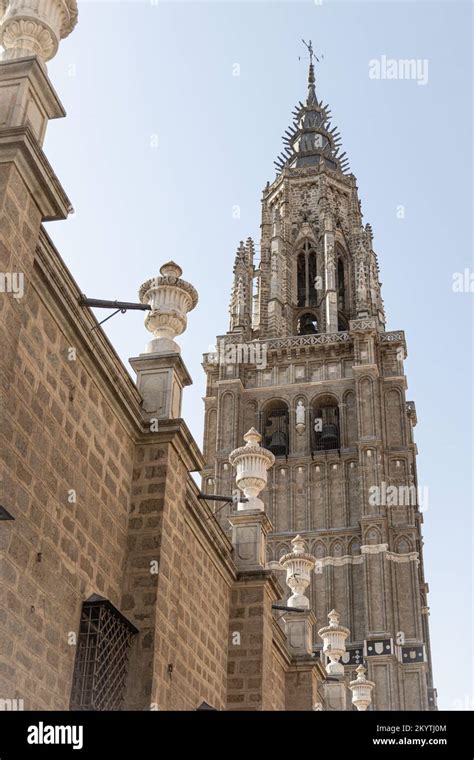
[312,396,340,452]
[298,313,318,335]
[262,401,289,457]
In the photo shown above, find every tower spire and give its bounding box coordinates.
[274,43,350,176]
[302,38,317,105]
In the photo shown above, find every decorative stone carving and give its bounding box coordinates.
[279,535,316,609]
[0,0,78,62]
[349,665,375,711]
[139,262,198,354]
[318,609,350,675]
[295,399,306,434]
[215,332,350,350]
[228,428,275,511]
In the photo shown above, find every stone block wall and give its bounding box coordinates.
[1,233,140,709]
[226,572,289,710]
[122,430,234,710]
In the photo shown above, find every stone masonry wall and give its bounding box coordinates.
[1,236,140,708]
[122,431,234,710]
[226,572,287,710]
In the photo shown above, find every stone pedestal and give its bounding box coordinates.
[285,610,316,656]
[0,57,65,145]
[0,56,71,219]
[129,352,191,420]
[323,679,347,711]
[228,511,272,571]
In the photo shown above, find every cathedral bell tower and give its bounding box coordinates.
[202,45,436,711]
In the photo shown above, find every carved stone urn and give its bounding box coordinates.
[349,665,375,711]
[318,609,350,675]
[229,428,275,511]
[279,535,316,609]
[0,0,78,62]
[139,261,198,354]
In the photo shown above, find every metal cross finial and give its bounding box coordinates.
[301,39,319,64]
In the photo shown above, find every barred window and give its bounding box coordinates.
[70,595,138,711]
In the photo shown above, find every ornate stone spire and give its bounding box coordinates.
[0,0,78,63]
[274,48,349,176]
[228,238,254,335]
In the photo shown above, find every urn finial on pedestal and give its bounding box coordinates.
[139,261,198,355]
[349,664,375,711]
[318,609,350,675]
[229,428,275,511]
[279,535,316,609]
[0,0,78,63]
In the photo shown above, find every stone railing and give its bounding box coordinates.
[205,329,404,356]
[265,332,350,350]
[380,331,405,343]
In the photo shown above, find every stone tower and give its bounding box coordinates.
[202,55,437,710]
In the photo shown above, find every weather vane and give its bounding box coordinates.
[300,39,321,64]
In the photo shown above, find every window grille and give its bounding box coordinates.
[70,595,138,711]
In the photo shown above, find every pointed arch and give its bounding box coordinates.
[335,243,351,327]
[295,238,318,309]
[395,536,413,554]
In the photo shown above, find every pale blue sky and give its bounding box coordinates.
[45,0,472,709]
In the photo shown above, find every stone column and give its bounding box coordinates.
[318,609,351,711]
[279,535,317,656]
[226,429,280,710]
[129,262,198,421]
[323,216,337,333]
[227,428,275,571]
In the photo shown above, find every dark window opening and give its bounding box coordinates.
[338,314,349,331]
[336,249,350,324]
[298,312,318,335]
[337,257,345,311]
[262,403,289,457]
[308,252,317,307]
[70,595,138,711]
[296,241,318,308]
[312,400,340,452]
[297,253,306,307]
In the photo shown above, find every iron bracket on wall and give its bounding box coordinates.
[79,296,151,331]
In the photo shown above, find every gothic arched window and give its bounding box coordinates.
[298,312,318,335]
[261,401,289,458]
[337,257,345,310]
[296,240,317,308]
[311,395,340,452]
[336,246,350,330]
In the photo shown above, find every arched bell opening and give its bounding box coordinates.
[297,312,318,335]
[311,395,340,452]
[261,400,289,458]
